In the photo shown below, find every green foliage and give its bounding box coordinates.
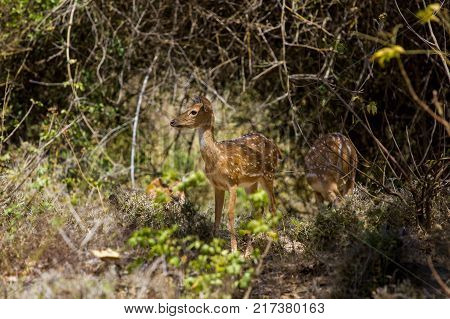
[160,151,197,186]
[248,190,269,211]
[127,226,258,298]
[32,163,50,190]
[184,238,252,295]
[236,188,269,215]
[128,226,182,267]
[371,45,405,67]
[161,168,179,185]
[127,212,280,297]
[173,171,207,192]
[0,0,60,38]
[153,188,171,205]
[240,212,281,240]
[416,3,441,24]
[366,101,378,115]
[3,202,26,221]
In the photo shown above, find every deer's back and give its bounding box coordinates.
[210,133,280,185]
[305,133,357,192]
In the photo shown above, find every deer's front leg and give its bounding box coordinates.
[227,185,238,251]
[213,188,225,237]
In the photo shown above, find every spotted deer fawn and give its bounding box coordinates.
[305,133,358,205]
[170,96,281,251]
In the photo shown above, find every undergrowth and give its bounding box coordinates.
[290,188,449,298]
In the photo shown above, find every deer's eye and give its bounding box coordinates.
[190,110,198,116]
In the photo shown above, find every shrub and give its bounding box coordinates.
[292,188,447,298]
[109,186,213,240]
[127,213,280,298]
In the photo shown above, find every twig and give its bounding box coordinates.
[243,238,272,299]
[29,80,66,86]
[3,101,35,143]
[131,55,158,188]
[193,73,235,110]
[66,1,77,97]
[280,0,293,108]
[0,73,11,155]
[284,4,333,37]
[250,61,283,82]
[423,0,450,83]
[80,219,104,247]
[3,117,81,201]
[427,256,450,297]
[397,58,450,136]
[58,228,78,252]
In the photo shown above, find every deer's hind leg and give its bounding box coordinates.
[227,185,238,251]
[343,164,357,197]
[323,181,341,206]
[260,178,276,214]
[343,177,355,196]
[314,191,324,204]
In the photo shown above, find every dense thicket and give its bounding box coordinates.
[0,0,448,298]
[2,0,448,175]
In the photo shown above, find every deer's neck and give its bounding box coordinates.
[198,125,219,162]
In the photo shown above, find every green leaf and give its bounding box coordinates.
[366,101,378,115]
[168,256,180,267]
[371,45,405,67]
[416,3,441,24]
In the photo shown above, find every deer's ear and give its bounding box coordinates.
[200,96,212,112]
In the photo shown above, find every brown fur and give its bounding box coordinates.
[170,96,280,251]
[305,133,358,205]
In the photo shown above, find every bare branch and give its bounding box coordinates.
[397,58,450,136]
[131,55,159,188]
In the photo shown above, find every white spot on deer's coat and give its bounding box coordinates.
[338,138,343,171]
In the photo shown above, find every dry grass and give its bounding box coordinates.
[1,139,448,299]
[0,145,205,298]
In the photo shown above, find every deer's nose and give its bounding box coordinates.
[170,120,177,127]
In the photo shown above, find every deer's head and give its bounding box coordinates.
[170,96,213,129]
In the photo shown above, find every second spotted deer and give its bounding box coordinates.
[170,96,281,251]
[305,133,358,205]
